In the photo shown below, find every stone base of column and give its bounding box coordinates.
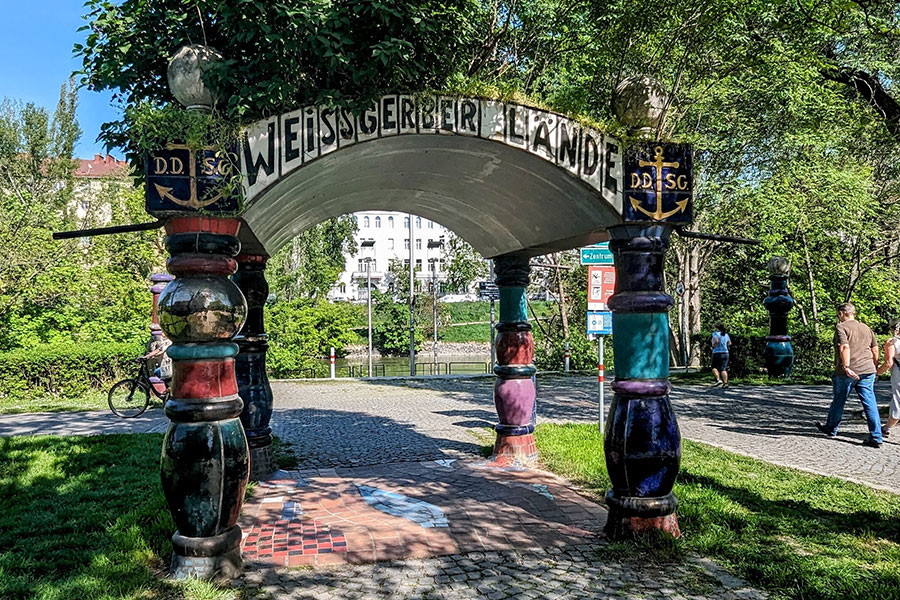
[604,512,681,539]
[170,526,243,580]
[486,431,538,468]
[249,442,276,481]
[603,491,681,540]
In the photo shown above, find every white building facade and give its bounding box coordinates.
[329,211,454,302]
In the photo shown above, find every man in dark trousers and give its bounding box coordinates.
[816,303,884,447]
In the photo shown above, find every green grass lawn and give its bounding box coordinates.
[0,390,116,414]
[534,424,900,600]
[0,434,237,600]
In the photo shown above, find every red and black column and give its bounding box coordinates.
[157,216,250,578]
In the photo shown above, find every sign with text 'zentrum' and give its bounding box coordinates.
[240,95,622,209]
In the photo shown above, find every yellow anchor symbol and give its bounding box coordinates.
[153,144,225,210]
[629,145,689,221]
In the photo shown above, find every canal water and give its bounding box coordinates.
[316,353,492,377]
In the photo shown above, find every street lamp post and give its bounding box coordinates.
[361,240,376,378]
[409,214,416,376]
[427,239,443,373]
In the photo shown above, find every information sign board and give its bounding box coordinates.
[587,311,613,335]
[478,281,500,300]
[587,265,616,311]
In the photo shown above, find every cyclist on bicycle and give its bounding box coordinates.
[146,333,172,386]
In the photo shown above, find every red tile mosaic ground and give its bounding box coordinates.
[239,459,607,567]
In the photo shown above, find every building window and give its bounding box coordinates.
[415,258,422,271]
[404,216,410,228]
[364,216,370,228]
[358,259,366,272]
[416,239,422,250]
[428,220,434,229]
[404,238,410,250]
[375,216,381,228]
[388,238,394,249]
[416,217,422,227]
[428,260,436,273]
[388,216,394,228]
[404,259,410,268]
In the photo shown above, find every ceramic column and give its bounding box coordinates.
[764,257,794,378]
[233,254,275,480]
[489,253,538,467]
[157,216,249,579]
[604,224,681,539]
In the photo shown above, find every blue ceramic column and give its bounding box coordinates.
[157,216,250,578]
[764,257,794,378]
[488,253,538,467]
[604,224,681,538]
[233,254,275,480]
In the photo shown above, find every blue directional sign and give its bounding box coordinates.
[587,311,613,335]
[580,242,614,265]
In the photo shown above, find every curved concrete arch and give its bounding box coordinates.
[237,95,624,257]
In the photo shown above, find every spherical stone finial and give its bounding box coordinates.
[767,256,790,277]
[167,45,223,111]
[611,75,670,136]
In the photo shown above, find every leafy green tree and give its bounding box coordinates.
[372,291,422,355]
[78,0,482,157]
[268,216,357,301]
[442,232,488,293]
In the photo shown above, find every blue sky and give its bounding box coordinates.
[2,3,117,158]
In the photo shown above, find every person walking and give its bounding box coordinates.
[711,323,731,387]
[816,303,884,448]
[875,318,900,438]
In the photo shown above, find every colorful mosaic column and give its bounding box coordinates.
[233,254,275,480]
[604,224,681,539]
[764,257,794,378]
[157,216,250,579]
[489,253,538,467]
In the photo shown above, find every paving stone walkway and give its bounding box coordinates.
[10,375,899,598]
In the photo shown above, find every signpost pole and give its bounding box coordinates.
[598,336,605,433]
[564,341,570,372]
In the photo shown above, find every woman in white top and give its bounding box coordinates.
[875,318,900,437]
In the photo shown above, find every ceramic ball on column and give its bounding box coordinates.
[233,254,275,480]
[764,257,795,378]
[604,76,688,539]
[149,46,251,580]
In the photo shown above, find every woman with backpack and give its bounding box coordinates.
[875,318,900,437]
[711,323,732,387]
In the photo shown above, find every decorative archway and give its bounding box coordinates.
[147,91,688,579]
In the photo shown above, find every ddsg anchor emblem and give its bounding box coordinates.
[149,145,235,210]
[625,144,692,223]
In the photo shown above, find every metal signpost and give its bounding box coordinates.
[583,243,615,432]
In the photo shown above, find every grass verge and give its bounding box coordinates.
[534,423,900,600]
[0,390,116,414]
[0,434,238,600]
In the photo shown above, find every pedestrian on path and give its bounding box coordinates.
[875,318,900,438]
[816,303,884,448]
[711,323,731,387]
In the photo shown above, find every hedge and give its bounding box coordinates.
[691,330,833,378]
[0,342,143,399]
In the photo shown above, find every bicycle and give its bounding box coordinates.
[108,356,170,418]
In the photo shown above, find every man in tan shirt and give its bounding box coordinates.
[815,303,883,447]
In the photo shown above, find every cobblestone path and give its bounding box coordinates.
[270,376,900,493]
[237,545,765,600]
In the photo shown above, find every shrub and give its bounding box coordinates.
[691,328,833,377]
[0,341,142,399]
